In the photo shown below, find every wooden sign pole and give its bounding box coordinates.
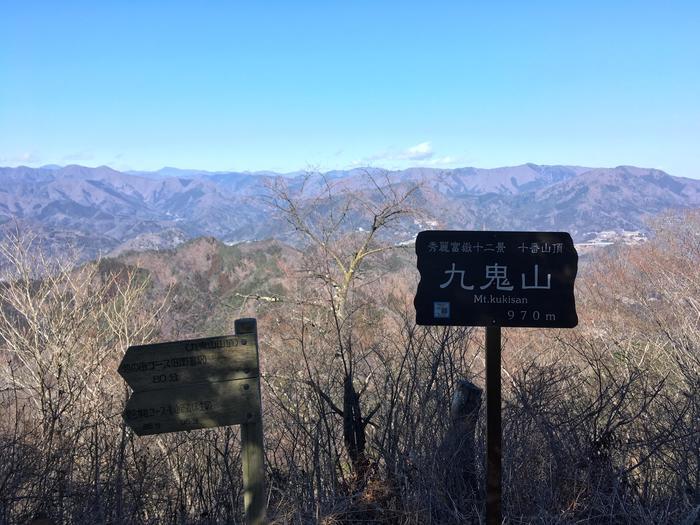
[234,318,266,525]
[485,326,502,525]
[414,230,579,523]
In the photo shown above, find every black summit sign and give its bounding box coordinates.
[414,231,578,328]
[413,230,579,524]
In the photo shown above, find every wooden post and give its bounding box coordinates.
[235,318,266,525]
[485,326,502,525]
[441,379,482,500]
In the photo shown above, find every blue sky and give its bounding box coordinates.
[1,1,699,177]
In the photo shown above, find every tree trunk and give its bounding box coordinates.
[343,374,368,476]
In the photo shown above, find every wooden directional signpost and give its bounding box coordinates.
[414,231,578,525]
[118,318,266,524]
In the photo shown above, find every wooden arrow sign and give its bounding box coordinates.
[118,334,261,436]
[124,377,262,436]
[119,320,268,523]
[118,335,258,391]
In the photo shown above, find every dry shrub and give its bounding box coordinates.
[0,211,698,523]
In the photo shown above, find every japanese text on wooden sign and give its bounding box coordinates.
[118,335,261,436]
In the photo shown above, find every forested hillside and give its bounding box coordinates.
[0,188,698,523]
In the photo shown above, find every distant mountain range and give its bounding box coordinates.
[1,163,699,259]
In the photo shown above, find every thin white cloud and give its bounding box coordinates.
[353,141,461,167]
[423,155,457,166]
[0,151,40,164]
[400,141,434,161]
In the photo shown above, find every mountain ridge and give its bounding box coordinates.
[2,163,698,259]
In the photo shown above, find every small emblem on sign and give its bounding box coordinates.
[434,301,450,318]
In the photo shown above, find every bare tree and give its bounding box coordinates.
[266,169,422,475]
[0,230,168,523]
